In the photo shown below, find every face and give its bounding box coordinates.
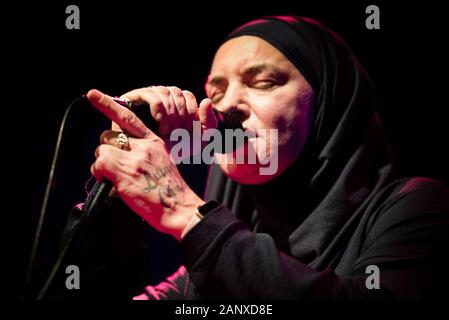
[205,36,315,185]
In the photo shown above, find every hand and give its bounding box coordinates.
[117,85,218,137]
[87,89,205,240]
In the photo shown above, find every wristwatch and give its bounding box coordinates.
[195,200,221,219]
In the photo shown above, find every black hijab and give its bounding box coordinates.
[204,16,394,269]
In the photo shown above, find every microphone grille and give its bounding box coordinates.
[218,111,244,131]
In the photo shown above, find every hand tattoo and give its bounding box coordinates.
[141,165,185,209]
[143,170,157,193]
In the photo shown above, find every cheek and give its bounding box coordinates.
[247,84,313,153]
[279,91,314,167]
[250,85,306,124]
[247,95,290,131]
[252,102,301,147]
[274,87,314,143]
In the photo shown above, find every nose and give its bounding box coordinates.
[215,83,251,122]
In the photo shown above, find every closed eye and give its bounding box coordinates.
[209,90,224,103]
[250,79,279,90]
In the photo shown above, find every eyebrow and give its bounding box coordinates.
[206,63,284,89]
[242,63,282,77]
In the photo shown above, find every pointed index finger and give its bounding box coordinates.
[87,89,155,139]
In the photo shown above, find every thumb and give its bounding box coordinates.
[198,98,218,129]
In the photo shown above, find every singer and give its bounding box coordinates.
[43,16,449,300]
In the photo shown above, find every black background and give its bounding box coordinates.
[2,0,448,300]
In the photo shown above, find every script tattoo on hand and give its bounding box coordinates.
[141,164,186,208]
[143,171,157,193]
[159,177,185,209]
[142,164,175,193]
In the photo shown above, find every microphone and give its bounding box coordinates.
[83,97,244,223]
[111,97,244,135]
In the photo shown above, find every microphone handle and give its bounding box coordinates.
[80,179,113,235]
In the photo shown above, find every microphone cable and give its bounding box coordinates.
[27,94,244,299]
[26,95,86,299]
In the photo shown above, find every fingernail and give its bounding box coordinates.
[155,113,162,121]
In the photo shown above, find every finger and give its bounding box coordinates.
[118,87,148,106]
[167,86,186,117]
[167,86,187,128]
[100,130,136,150]
[87,89,154,139]
[94,143,123,159]
[120,88,165,122]
[93,144,141,180]
[91,151,123,183]
[152,86,177,135]
[182,90,200,132]
[198,98,218,129]
[90,157,125,185]
[111,121,121,131]
[100,130,120,146]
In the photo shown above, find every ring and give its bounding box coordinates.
[122,98,133,109]
[116,132,130,150]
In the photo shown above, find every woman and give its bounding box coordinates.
[48,16,449,300]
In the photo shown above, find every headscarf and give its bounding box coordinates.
[204,16,394,269]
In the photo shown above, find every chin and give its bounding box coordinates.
[218,162,281,185]
[215,138,284,185]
